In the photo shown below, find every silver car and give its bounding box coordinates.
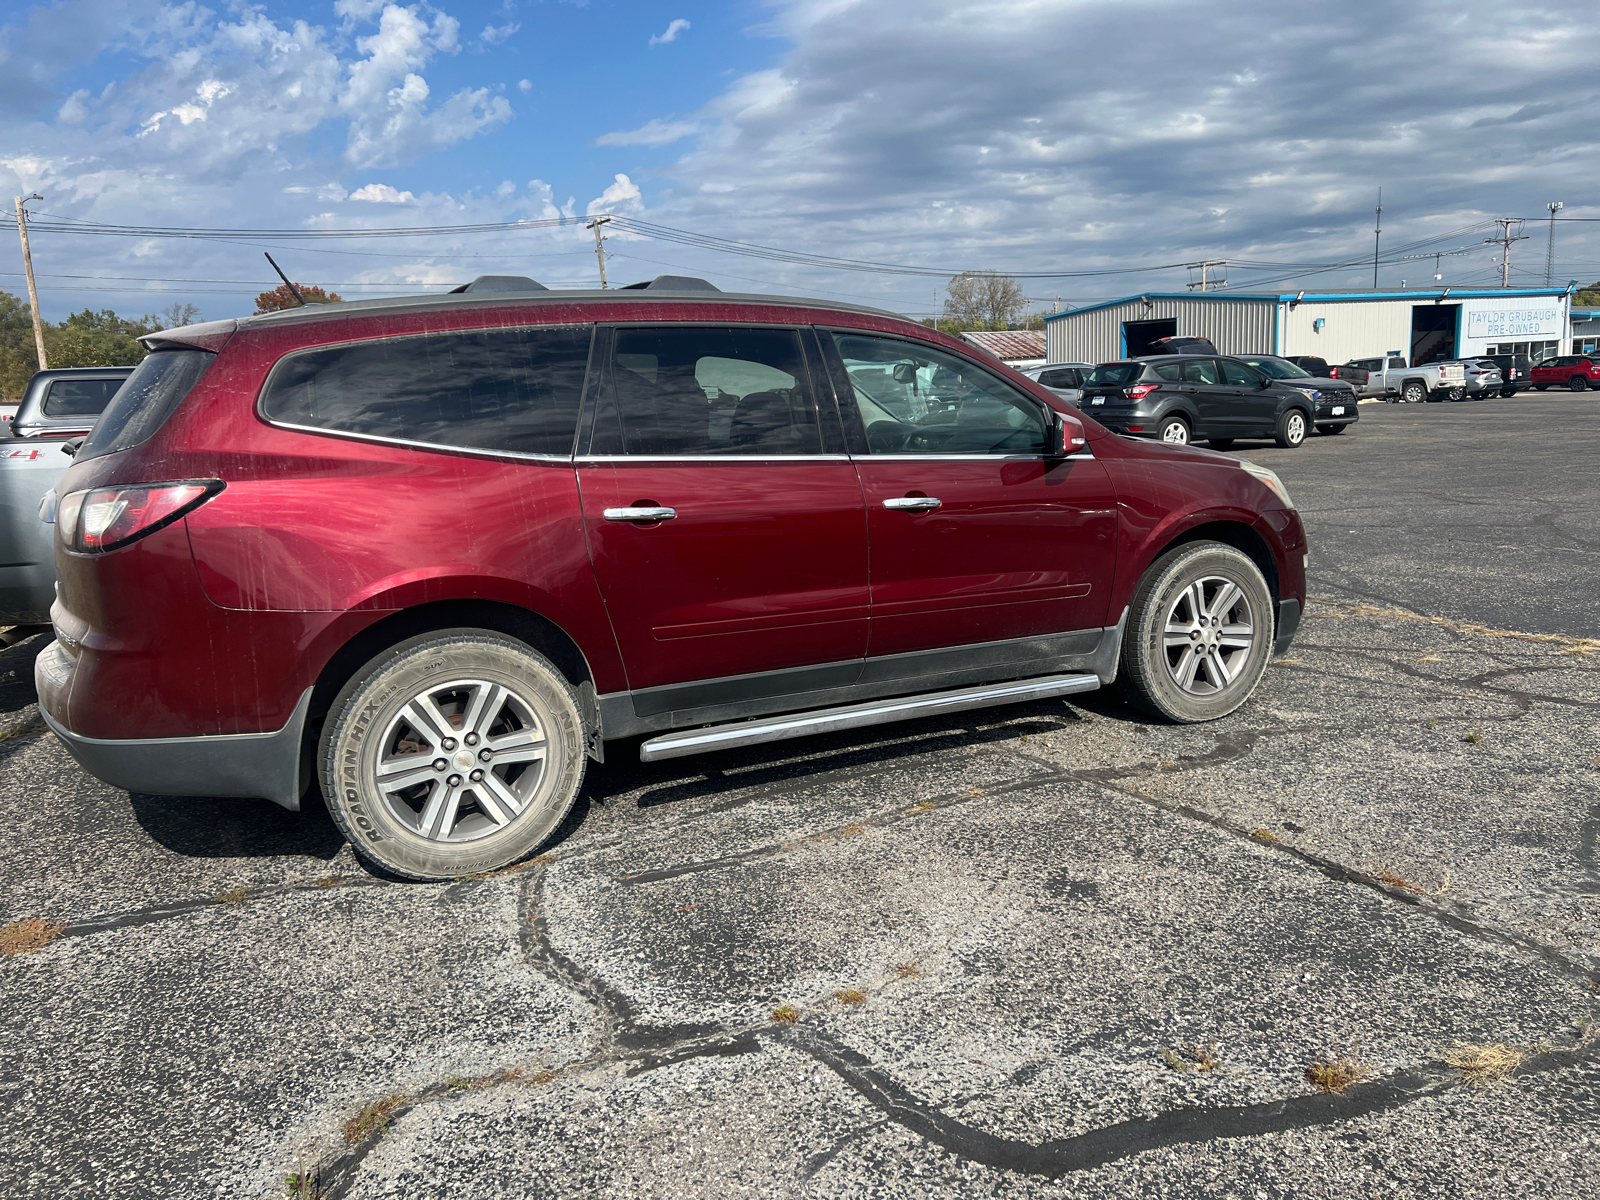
[1445,359,1503,400]
[1019,361,1093,404]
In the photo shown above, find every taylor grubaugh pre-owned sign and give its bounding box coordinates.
[1465,305,1564,340]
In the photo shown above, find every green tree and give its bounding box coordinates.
[1574,280,1600,308]
[0,290,170,398]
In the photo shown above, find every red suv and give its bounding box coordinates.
[1530,354,1600,392]
[37,277,1306,880]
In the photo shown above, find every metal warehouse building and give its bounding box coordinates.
[1044,286,1575,367]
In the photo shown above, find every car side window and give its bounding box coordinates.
[831,332,1046,455]
[261,325,592,456]
[1153,363,1183,381]
[1388,357,1407,369]
[43,378,121,418]
[1182,359,1220,385]
[597,326,822,456]
[1221,360,1263,387]
[1038,367,1081,389]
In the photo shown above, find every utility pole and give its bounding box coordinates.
[1545,202,1563,286]
[1186,260,1226,292]
[1484,218,1529,288]
[585,215,612,289]
[1372,188,1382,289]
[13,194,47,370]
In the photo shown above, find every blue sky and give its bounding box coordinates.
[2,0,1598,322]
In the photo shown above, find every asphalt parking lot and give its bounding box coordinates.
[2,395,1597,1199]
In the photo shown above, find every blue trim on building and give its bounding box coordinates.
[1043,286,1572,322]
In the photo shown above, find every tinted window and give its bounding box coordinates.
[77,350,214,462]
[1221,361,1264,387]
[1152,363,1183,381]
[598,326,820,456]
[1182,359,1221,385]
[1242,357,1308,380]
[43,378,122,418]
[833,332,1046,455]
[1085,362,1142,386]
[1037,367,1082,389]
[1388,358,1407,368]
[262,325,592,457]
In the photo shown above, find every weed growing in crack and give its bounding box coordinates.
[897,963,920,979]
[342,1094,405,1145]
[1,917,63,956]
[904,802,935,815]
[1440,1042,1524,1087]
[283,1155,324,1200]
[444,1075,471,1091]
[841,824,866,837]
[1462,730,1483,745]
[1251,828,1278,843]
[1376,869,1425,894]
[770,1004,800,1024]
[1161,1042,1219,1072]
[833,988,867,1006]
[315,877,341,889]
[530,1070,556,1085]
[212,886,249,906]
[1305,1046,1368,1094]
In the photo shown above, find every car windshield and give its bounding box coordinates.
[1241,357,1310,379]
[1085,362,1142,386]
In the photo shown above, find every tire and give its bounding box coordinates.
[1318,422,1347,435]
[1117,542,1275,723]
[1208,437,1235,450]
[320,631,587,881]
[1401,380,1427,404]
[1534,384,1549,392]
[1501,388,1516,398]
[1570,376,1588,393]
[1157,416,1191,445]
[1273,408,1307,448]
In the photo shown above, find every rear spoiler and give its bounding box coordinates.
[139,318,237,354]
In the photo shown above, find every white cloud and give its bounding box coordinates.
[649,18,690,46]
[518,79,532,93]
[594,118,700,147]
[587,172,642,216]
[481,21,520,44]
[349,183,416,202]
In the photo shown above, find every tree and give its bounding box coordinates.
[255,284,342,314]
[940,271,1027,332]
[1574,280,1600,308]
[0,291,159,397]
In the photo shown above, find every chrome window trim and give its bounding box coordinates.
[262,420,575,463]
[575,453,852,463]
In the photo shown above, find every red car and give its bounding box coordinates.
[38,277,1306,880]
[1530,354,1600,391]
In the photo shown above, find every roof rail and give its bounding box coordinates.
[617,275,721,292]
[448,275,549,293]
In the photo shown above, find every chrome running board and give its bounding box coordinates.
[637,673,1101,763]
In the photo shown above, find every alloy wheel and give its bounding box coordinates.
[1162,576,1255,695]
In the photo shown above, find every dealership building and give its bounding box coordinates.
[1043,286,1577,366]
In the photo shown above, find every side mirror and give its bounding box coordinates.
[1049,410,1088,457]
[1259,376,1273,388]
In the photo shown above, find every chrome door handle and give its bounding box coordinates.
[603,506,677,522]
[883,497,941,511]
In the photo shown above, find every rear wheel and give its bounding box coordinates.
[1446,387,1465,402]
[1401,380,1427,404]
[1570,376,1588,392]
[1158,416,1191,445]
[1501,388,1516,397]
[1274,409,1307,448]
[320,632,586,881]
[1118,542,1275,723]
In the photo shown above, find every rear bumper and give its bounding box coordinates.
[36,638,312,810]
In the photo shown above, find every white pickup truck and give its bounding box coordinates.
[1341,356,1466,403]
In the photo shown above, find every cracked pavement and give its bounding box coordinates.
[2,396,1597,1197]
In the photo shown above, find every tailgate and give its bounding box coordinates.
[1440,364,1464,384]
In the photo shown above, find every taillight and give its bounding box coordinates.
[59,480,223,554]
[1328,366,1339,377]
[1125,384,1158,400]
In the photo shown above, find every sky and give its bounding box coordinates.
[2,0,1598,323]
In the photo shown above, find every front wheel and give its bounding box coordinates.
[320,632,587,881]
[1158,417,1191,445]
[1274,409,1307,448]
[1117,542,1275,723]
[1570,376,1588,393]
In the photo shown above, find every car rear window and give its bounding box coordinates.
[261,325,593,457]
[1085,363,1142,386]
[1036,367,1082,389]
[43,378,122,418]
[76,349,214,461]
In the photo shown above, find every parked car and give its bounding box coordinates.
[1077,354,1316,449]
[1447,359,1502,399]
[1233,355,1359,435]
[0,366,133,624]
[1482,353,1533,396]
[1530,354,1600,392]
[1018,362,1093,404]
[1342,356,1465,402]
[1329,361,1371,389]
[1284,355,1337,378]
[37,277,1307,881]
[1148,335,1218,356]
